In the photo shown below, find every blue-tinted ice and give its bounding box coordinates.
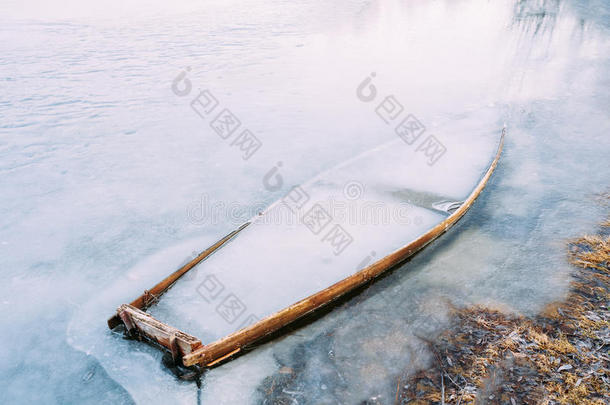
[1,0,609,403]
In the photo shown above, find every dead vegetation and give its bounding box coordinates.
[397,215,609,404]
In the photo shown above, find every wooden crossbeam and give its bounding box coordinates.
[117,304,202,360]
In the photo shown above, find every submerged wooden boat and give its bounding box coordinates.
[108,129,504,368]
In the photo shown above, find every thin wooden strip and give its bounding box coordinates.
[182,130,505,367]
[107,222,250,329]
[205,348,241,367]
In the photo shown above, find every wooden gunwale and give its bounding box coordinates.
[110,130,504,367]
[107,222,250,329]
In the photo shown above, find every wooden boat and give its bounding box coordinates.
[108,128,504,368]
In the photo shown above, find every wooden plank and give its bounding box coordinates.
[181,130,505,367]
[107,223,250,329]
[117,304,202,357]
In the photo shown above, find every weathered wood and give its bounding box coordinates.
[107,223,250,329]
[117,304,202,357]
[180,130,505,367]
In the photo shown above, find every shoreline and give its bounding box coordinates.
[397,199,609,404]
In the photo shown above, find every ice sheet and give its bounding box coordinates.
[1,0,609,403]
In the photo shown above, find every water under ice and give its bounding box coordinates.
[1,0,609,404]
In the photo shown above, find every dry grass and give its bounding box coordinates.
[397,217,609,404]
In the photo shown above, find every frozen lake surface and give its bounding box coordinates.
[1,0,609,403]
